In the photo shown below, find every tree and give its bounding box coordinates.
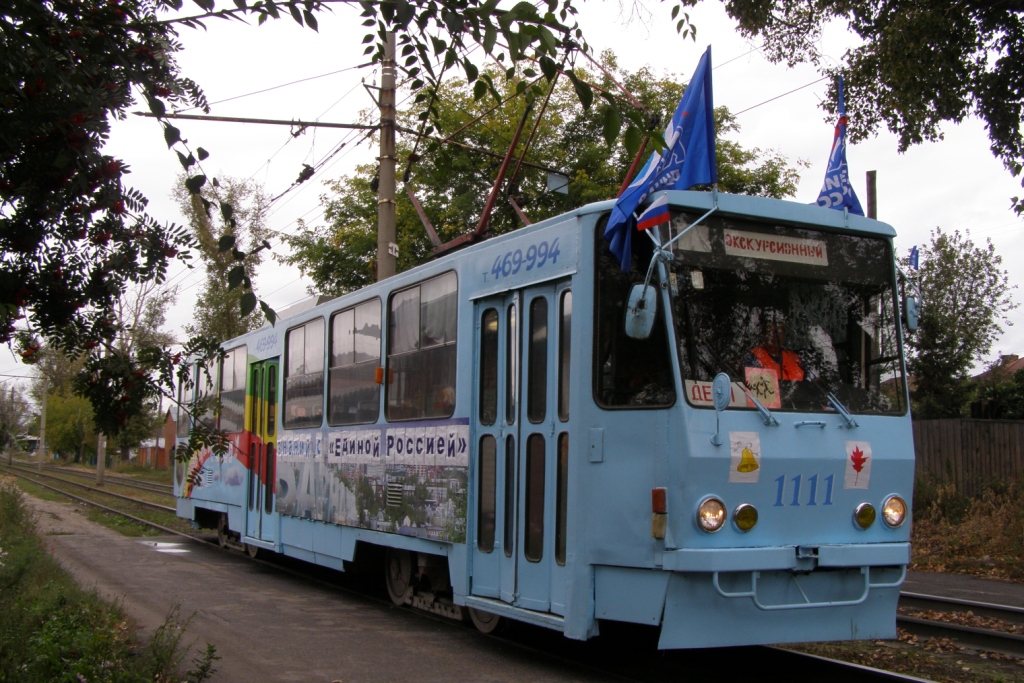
[977,369,1024,420]
[721,0,1024,212]
[0,385,30,465]
[44,392,97,463]
[282,57,803,295]
[173,175,271,341]
[906,228,1018,418]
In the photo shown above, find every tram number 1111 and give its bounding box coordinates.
[774,473,835,507]
[491,238,561,280]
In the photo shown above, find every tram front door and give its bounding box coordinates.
[471,280,572,615]
[245,359,279,544]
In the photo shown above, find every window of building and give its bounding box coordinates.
[386,272,458,420]
[329,300,381,426]
[219,346,247,433]
[284,318,325,429]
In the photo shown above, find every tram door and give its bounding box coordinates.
[472,281,572,615]
[245,359,279,543]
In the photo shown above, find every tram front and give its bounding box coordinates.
[591,191,913,648]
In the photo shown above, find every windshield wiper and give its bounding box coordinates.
[740,384,780,427]
[826,392,859,429]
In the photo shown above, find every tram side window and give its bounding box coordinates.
[479,308,499,425]
[219,346,247,433]
[329,300,382,426]
[386,271,458,420]
[284,318,325,429]
[594,216,675,408]
[176,369,193,438]
[196,364,216,427]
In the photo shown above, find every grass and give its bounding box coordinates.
[911,476,1024,580]
[0,475,218,683]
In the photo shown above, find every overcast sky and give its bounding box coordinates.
[4,1,1023,395]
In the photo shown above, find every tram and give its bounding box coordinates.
[174,188,914,648]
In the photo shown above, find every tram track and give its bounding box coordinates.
[897,591,1024,657]
[7,459,174,495]
[1,464,176,515]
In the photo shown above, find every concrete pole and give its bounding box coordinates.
[96,431,106,485]
[376,31,397,281]
[37,377,47,473]
[866,170,877,219]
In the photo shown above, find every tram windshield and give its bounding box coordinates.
[664,211,906,415]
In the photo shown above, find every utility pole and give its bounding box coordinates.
[376,31,397,281]
[866,170,877,219]
[37,377,46,473]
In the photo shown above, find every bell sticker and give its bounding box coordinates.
[844,441,872,489]
[729,432,761,483]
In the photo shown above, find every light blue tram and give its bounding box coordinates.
[175,189,913,648]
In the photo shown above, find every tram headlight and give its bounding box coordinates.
[733,503,758,532]
[881,495,907,528]
[853,502,876,530]
[697,497,727,533]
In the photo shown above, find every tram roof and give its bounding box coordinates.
[243,189,897,338]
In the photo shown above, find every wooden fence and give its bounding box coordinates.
[913,419,1024,497]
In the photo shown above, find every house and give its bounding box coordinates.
[135,410,176,469]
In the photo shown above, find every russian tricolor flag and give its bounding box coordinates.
[636,194,671,231]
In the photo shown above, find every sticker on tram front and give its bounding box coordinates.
[729,432,761,483]
[844,441,872,489]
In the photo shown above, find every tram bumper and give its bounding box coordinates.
[655,542,908,649]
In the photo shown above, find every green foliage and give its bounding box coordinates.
[173,176,270,341]
[44,392,96,462]
[976,369,1024,420]
[284,56,802,295]
[0,477,217,681]
[723,0,1024,212]
[905,229,1018,418]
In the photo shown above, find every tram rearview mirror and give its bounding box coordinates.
[624,284,658,339]
[712,373,732,412]
[903,293,920,332]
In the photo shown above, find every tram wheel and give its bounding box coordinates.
[384,548,413,606]
[217,514,229,549]
[245,543,260,559]
[468,607,503,635]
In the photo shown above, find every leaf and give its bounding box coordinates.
[602,106,621,146]
[147,95,166,118]
[176,151,195,170]
[197,147,209,160]
[463,59,479,83]
[259,300,277,326]
[185,174,206,194]
[303,10,318,30]
[219,201,234,222]
[568,72,593,110]
[240,292,258,317]
[671,4,679,19]
[483,25,496,53]
[192,0,215,10]
[218,235,236,252]
[473,80,488,100]
[623,126,643,159]
[288,2,303,25]
[163,124,181,148]
[539,55,557,81]
[228,265,246,290]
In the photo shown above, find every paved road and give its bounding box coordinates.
[26,495,611,683]
[904,570,1024,608]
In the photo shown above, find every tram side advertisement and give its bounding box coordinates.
[276,420,470,543]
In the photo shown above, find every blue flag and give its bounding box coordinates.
[909,246,919,270]
[604,46,717,271]
[815,77,864,216]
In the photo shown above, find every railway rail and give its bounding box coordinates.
[2,464,937,682]
[1,463,176,514]
[898,592,1024,657]
[8,459,173,495]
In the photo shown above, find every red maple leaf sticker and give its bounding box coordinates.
[850,445,868,484]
